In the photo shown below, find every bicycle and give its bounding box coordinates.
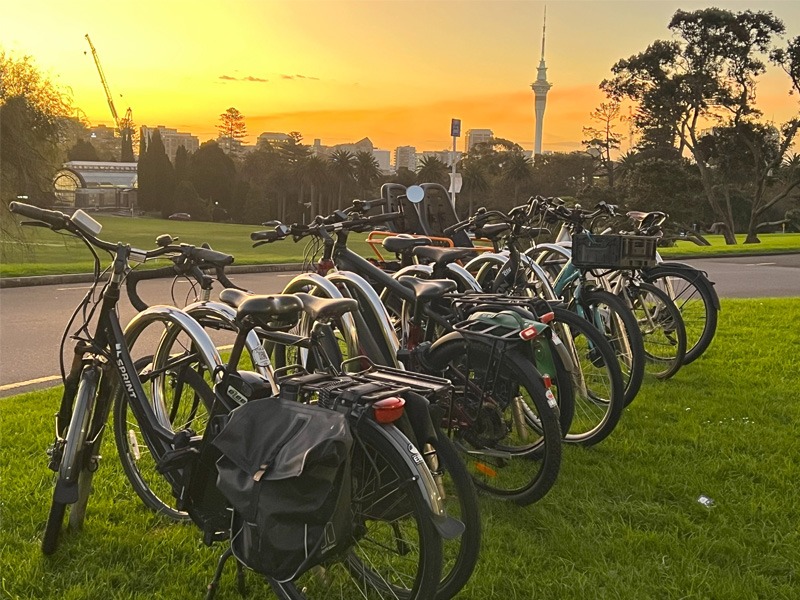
[9,201,448,600]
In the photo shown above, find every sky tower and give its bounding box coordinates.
[531,8,552,155]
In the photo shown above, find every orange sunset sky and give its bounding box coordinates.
[2,0,799,154]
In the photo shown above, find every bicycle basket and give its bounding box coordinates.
[213,398,353,582]
[572,234,657,269]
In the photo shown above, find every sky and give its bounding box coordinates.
[2,0,799,154]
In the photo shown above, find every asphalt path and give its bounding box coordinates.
[1,255,798,397]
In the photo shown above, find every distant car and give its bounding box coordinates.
[168,212,191,221]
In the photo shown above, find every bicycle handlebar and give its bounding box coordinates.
[9,201,71,230]
[125,265,182,311]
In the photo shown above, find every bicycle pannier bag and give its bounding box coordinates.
[213,397,353,582]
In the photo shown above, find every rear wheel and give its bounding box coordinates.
[272,421,443,600]
[426,337,562,506]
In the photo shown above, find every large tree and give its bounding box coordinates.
[137,129,176,216]
[189,140,236,215]
[602,8,797,243]
[67,139,100,161]
[416,155,449,186]
[354,151,382,198]
[217,107,247,156]
[328,149,356,210]
[1,52,72,231]
[582,100,624,190]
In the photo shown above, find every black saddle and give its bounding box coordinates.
[397,276,457,302]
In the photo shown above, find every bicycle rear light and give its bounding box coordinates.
[520,325,539,340]
[542,374,552,389]
[372,397,405,424]
[540,311,555,324]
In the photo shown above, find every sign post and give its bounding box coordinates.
[449,119,461,207]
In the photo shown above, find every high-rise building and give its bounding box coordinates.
[394,146,417,172]
[464,129,493,152]
[372,149,391,174]
[140,125,200,161]
[531,8,552,155]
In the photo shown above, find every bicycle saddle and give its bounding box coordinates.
[382,235,433,254]
[220,289,304,329]
[412,246,476,265]
[397,276,457,302]
[294,293,358,321]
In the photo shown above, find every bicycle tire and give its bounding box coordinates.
[271,420,443,600]
[42,367,98,555]
[577,288,645,407]
[624,282,687,380]
[114,353,214,521]
[548,307,626,446]
[425,336,562,506]
[643,265,719,364]
[432,430,481,600]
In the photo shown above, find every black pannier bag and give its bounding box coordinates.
[212,397,353,582]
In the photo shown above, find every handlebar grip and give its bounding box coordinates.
[125,266,180,312]
[9,202,70,229]
[251,230,282,242]
[368,211,401,224]
[190,246,234,267]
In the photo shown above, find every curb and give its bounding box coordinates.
[0,263,304,289]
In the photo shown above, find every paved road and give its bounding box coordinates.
[1,255,798,397]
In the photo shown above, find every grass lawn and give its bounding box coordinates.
[2,214,798,278]
[1,298,798,599]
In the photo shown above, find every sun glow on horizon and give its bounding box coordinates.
[3,0,799,154]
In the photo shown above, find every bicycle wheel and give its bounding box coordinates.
[272,421,443,600]
[431,430,481,600]
[426,337,562,506]
[577,288,645,407]
[114,347,215,521]
[624,282,687,380]
[42,367,99,555]
[643,265,719,364]
[548,307,626,446]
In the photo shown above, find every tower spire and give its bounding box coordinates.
[531,6,552,155]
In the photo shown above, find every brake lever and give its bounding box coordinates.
[21,220,52,228]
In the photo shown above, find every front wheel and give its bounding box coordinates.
[624,282,687,380]
[577,289,645,407]
[642,265,718,364]
[42,367,98,555]
[426,337,563,506]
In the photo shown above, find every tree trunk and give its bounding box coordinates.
[744,213,761,244]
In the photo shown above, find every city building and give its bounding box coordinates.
[257,132,291,147]
[372,149,391,174]
[531,8,552,155]
[394,146,417,172]
[140,125,200,161]
[52,161,137,210]
[464,129,494,152]
[87,125,122,162]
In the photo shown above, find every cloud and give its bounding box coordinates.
[218,74,269,83]
[281,74,320,81]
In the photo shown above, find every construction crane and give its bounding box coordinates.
[84,34,134,162]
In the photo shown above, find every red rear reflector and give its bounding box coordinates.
[540,311,555,324]
[520,325,538,340]
[542,374,552,389]
[373,397,405,424]
[475,462,497,478]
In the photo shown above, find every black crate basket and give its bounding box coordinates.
[571,234,657,270]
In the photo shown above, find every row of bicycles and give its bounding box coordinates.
[9,186,718,600]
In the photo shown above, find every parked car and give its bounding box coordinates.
[168,212,191,221]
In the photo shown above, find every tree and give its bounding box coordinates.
[137,129,176,216]
[602,8,789,243]
[217,107,247,156]
[189,140,236,214]
[328,149,356,209]
[502,153,534,201]
[354,151,382,198]
[1,52,72,232]
[416,155,449,186]
[459,161,490,217]
[174,145,191,182]
[172,180,210,221]
[582,101,624,189]
[67,139,100,162]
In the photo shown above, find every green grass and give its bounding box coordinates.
[658,233,800,258]
[1,298,798,599]
[2,214,797,278]
[0,215,375,278]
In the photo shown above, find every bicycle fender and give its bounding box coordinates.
[362,419,464,540]
[645,262,721,310]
